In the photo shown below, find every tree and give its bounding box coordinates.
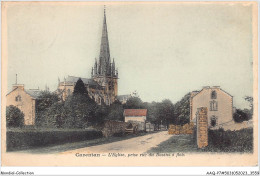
[107,100,124,121]
[146,101,158,124]
[244,96,253,109]
[64,93,97,128]
[244,96,253,117]
[37,102,67,128]
[173,93,191,125]
[36,91,60,112]
[160,99,175,127]
[233,109,250,123]
[6,105,24,128]
[94,104,109,125]
[73,78,88,95]
[35,90,60,127]
[145,100,175,129]
[124,97,145,109]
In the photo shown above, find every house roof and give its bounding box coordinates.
[124,109,147,116]
[6,87,41,99]
[25,89,42,99]
[191,87,232,99]
[190,91,199,98]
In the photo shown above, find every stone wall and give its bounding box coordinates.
[196,107,208,148]
[101,120,128,137]
[168,123,194,135]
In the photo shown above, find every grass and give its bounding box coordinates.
[147,128,253,153]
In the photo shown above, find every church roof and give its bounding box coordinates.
[64,76,102,89]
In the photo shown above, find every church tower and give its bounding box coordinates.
[92,7,118,105]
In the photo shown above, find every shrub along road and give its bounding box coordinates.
[148,128,253,153]
[62,131,172,154]
[12,131,163,154]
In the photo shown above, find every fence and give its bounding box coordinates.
[168,123,194,135]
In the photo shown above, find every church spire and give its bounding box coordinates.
[99,5,110,75]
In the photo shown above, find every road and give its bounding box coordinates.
[62,131,171,154]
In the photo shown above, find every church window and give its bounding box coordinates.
[211,90,217,99]
[67,89,71,95]
[15,95,21,102]
[210,100,218,111]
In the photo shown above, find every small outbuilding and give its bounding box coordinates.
[124,109,147,131]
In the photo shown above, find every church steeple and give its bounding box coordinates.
[92,6,118,79]
[90,6,118,105]
[98,6,110,75]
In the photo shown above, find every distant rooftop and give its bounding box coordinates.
[62,75,101,88]
[124,109,147,116]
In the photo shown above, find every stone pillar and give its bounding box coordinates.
[196,107,208,148]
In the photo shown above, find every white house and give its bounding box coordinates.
[190,86,233,129]
[124,109,147,131]
[6,84,41,125]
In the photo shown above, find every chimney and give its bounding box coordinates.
[202,86,210,89]
[12,84,24,90]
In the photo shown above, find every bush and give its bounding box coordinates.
[233,109,250,123]
[6,129,103,151]
[6,105,24,128]
[206,128,253,152]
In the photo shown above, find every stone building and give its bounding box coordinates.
[190,86,233,129]
[57,8,118,105]
[6,84,41,125]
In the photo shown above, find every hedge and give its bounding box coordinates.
[207,128,253,153]
[6,128,103,151]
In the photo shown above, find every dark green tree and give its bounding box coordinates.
[94,104,109,124]
[160,99,175,127]
[233,109,250,123]
[35,90,60,127]
[173,93,191,125]
[73,78,88,95]
[36,90,60,112]
[63,78,101,128]
[146,101,158,124]
[107,100,124,121]
[124,97,145,109]
[38,102,67,128]
[6,105,24,128]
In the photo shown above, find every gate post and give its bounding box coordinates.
[196,107,208,148]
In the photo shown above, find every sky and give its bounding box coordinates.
[4,2,254,109]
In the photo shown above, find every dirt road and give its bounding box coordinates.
[62,131,171,154]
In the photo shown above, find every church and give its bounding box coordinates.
[57,8,118,105]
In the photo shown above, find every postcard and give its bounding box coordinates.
[1,1,258,167]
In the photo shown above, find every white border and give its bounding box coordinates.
[0,0,259,175]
